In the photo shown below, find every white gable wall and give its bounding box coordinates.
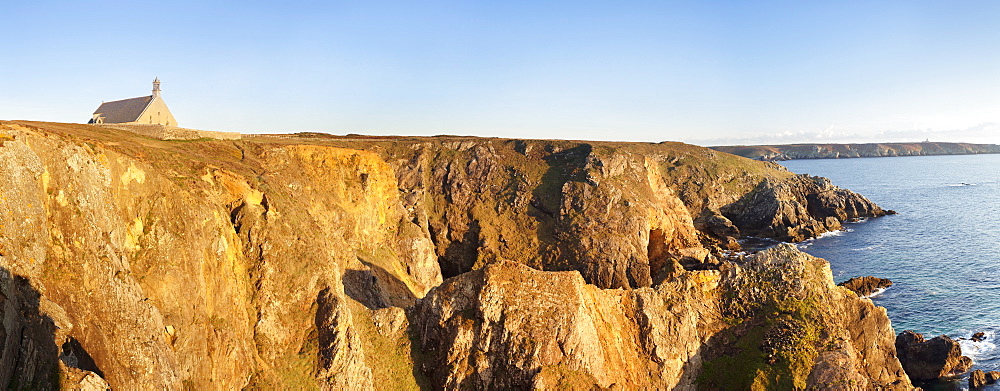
[133,97,177,126]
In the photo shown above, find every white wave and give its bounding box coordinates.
[851,245,878,251]
[798,228,852,245]
[947,182,977,187]
[861,287,887,299]
[958,336,997,359]
[720,250,748,258]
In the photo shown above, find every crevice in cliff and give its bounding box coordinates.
[226,197,270,365]
[60,337,105,379]
[436,219,481,280]
[259,194,270,215]
[314,287,338,370]
[229,204,246,234]
[647,228,669,282]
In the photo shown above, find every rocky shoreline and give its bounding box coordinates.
[712,142,1000,161]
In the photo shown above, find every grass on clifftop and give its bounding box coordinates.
[698,297,821,390]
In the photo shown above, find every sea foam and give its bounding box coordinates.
[957,334,997,359]
[797,228,853,249]
[861,287,887,299]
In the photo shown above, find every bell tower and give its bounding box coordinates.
[152,77,161,98]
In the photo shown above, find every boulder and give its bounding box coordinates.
[895,330,972,380]
[987,371,1000,384]
[837,276,893,298]
[693,210,741,250]
[970,369,986,389]
[971,332,986,342]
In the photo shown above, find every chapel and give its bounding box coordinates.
[89,78,177,126]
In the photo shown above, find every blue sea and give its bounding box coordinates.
[780,154,1000,389]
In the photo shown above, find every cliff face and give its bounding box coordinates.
[712,142,1000,161]
[410,245,910,389]
[0,122,440,389]
[310,137,879,288]
[0,121,910,389]
[412,260,723,389]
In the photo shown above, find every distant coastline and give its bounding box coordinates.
[711,142,1000,161]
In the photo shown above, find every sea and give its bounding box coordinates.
[780,154,1000,390]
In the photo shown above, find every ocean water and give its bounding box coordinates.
[780,154,1000,389]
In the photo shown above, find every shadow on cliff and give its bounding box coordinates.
[436,220,481,280]
[528,143,592,269]
[0,267,60,388]
[343,258,417,310]
[339,261,432,389]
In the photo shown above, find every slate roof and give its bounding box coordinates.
[90,96,153,123]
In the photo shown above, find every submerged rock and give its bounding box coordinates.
[838,276,893,298]
[895,330,973,380]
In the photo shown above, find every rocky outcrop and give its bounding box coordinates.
[722,174,894,242]
[0,121,907,389]
[693,209,741,250]
[411,259,725,389]
[713,244,911,390]
[712,142,1000,161]
[969,369,999,389]
[838,276,893,298]
[895,330,973,380]
[971,369,987,389]
[411,245,912,389]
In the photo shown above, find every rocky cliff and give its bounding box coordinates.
[0,121,911,389]
[413,245,910,389]
[712,142,1000,161]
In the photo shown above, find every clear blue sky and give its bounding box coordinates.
[3,1,998,145]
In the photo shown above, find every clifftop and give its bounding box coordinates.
[712,142,1000,161]
[0,120,907,389]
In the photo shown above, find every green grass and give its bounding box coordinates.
[699,297,822,390]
